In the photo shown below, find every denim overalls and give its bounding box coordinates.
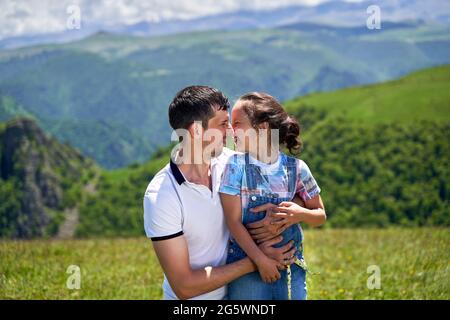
[226,153,307,300]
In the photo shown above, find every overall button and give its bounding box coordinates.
[229,248,234,254]
[251,195,257,201]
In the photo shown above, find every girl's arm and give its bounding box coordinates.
[279,159,326,227]
[219,193,281,283]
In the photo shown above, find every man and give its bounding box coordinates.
[143,86,297,300]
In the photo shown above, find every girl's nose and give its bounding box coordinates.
[226,125,235,138]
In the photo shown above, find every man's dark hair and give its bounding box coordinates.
[168,86,230,130]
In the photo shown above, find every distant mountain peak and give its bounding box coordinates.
[92,30,114,37]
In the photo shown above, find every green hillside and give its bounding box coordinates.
[0,23,449,168]
[285,65,450,227]
[76,146,171,237]
[285,64,450,125]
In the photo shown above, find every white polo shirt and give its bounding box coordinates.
[143,147,235,300]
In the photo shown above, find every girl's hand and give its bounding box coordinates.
[255,255,281,283]
[269,201,306,230]
[276,198,327,228]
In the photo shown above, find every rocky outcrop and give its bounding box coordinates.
[0,117,94,238]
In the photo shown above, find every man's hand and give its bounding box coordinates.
[255,255,281,283]
[258,236,296,270]
[246,203,291,243]
[246,195,306,243]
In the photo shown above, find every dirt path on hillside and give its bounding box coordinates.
[56,168,100,239]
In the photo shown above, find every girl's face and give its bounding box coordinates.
[231,103,258,153]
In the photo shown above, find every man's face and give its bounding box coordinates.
[204,108,231,157]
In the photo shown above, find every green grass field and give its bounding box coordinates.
[1,228,448,300]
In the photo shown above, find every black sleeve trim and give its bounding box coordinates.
[151,231,184,241]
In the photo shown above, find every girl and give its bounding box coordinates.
[219,92,326,300]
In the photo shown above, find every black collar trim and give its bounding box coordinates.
[170,159,186,185]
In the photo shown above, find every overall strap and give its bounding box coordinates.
[285,155,298,195]
[244,153,258,190]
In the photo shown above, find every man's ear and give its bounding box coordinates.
[187,121,203,138]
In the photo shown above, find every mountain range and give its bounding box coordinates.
[1,0,449,49]
[1,20,449,168]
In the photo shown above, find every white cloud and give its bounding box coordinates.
[0,0,330,39]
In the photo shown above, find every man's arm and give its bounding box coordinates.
[152,235,255,300]
[145,183,255,300]
[151,233,296,299]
